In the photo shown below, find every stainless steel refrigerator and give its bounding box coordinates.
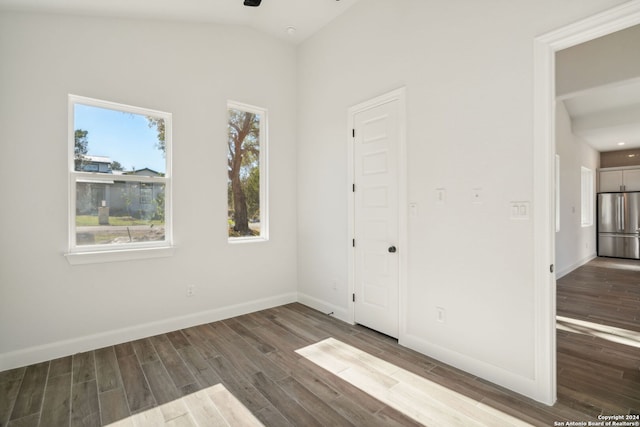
[598,192,640,259]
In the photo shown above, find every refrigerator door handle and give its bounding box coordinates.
[616,195,624,231]
[620,195,625,230]
[616,196,621,230]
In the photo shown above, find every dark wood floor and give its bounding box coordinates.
[557,257,640,332]
[1,260,638,426]
[556,257,640,417]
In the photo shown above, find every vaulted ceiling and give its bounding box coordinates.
[558,24,640,152]
[0,0,361,44]
[3,0,639,153]
[562,78,640,152]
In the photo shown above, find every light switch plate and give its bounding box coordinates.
[510,201,530,220]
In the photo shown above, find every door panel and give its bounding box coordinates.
[362,186,388,207]
[623,169,640,191]
[353,99,399,338]
[598,193,619,233]
[362,151,389,175]
[599,170,623,192]
[624,192,640,233]
[598,234,640,259]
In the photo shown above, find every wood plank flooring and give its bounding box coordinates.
[297,338,532,426]
[556,257,640,418]
[557,257,640,333]
[107,383,264,426]
[0,259,638,426]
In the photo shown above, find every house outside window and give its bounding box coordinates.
[68,95,172,255]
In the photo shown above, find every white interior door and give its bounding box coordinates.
[353,99,400,338]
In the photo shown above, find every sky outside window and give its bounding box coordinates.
[74,103,165,173]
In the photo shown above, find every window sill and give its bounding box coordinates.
[228,236,269,244]
[65,246,175,265]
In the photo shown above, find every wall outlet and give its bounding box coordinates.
[186,285,196,297]
[331,279,337,291]
[436,307,446,323]
[409,202,419,217]
[471,188,483,204]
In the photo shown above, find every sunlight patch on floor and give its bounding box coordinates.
[106,383,264,427]
[296,337,532,427]
[590,259,640,272]
[557,316,640,349]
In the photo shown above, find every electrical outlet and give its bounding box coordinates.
[471,188,483,204]
[436,307,446,323]
[332,279,337,291]
[186,285,196,297]
[409,202,418,217]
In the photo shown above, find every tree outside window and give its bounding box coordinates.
[227,102,268,241]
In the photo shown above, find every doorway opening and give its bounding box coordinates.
[534,0,640,406]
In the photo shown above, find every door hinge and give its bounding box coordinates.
[352,129,355,138]
[352,239,355,247]
[352,183,355,192]
[550,264,554,273]
[352,293,355,302]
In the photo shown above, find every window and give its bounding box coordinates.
[227,101,268,242]
[68,95,172,258]
[581,166,594,227]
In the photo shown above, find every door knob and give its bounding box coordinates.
[388,246,397,253]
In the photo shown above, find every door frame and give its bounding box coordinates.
[347,87,408,337]
[533,0,640,405]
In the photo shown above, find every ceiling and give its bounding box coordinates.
[0,0,361,44]
[4,0,637,152]
[561,78,640,152]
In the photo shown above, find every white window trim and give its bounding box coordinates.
[66,95,173,264]
[227,101,269,244]
[581,166,594,227]
[555,154,560,232]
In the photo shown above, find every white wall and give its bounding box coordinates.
[0,12,298,369]
[555,102,599,277]
[296,0,626,402]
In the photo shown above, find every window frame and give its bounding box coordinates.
[580,166,594,227]
[555,154,560,232]
[227,101,269,244]
[66,95,173,263]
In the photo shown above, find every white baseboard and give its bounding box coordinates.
[296,295,543,400]
[0,292,297,372]
[555,253,596,279]
[400,332,541,403]
[298,296,546,403]
[297,292,350,324]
